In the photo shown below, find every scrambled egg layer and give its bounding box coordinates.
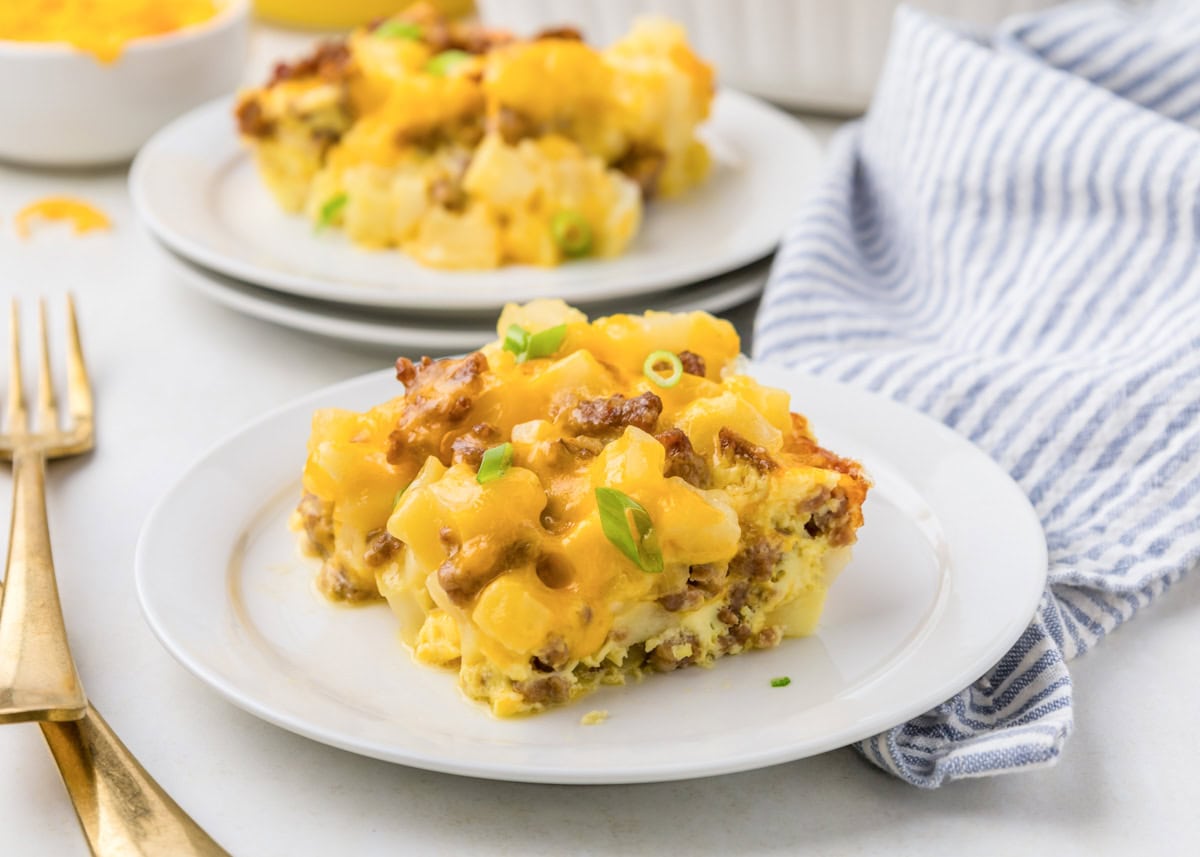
[294,301,870,716]
[235,5,713,269]
[0,0,218,62]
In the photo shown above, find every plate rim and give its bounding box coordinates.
[129,88,820,313]
[159,242,769,351]
[134,365,1048,784]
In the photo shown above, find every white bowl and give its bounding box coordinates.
[0,0,249,166]
[477,0,1064,114]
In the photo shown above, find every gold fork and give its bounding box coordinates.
[0,297,90,723]
[0,298,230,855]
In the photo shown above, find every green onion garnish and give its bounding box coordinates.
[551,210,594,257]
[502,323,567,363]
[595,487,663,574]
[643,350,684,388]
[476,443,513,484]
[503,324,529,357]
[376,20,422,40]
[317,192,348,230]
[770,677,791,688]
[426,49,472,77]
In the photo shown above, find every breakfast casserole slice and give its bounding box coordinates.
[234,5,712,269]
[294,301,869,715]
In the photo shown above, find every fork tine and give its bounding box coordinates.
[37,299,58,433]
[64,294,92,432]
[8,299,27,435]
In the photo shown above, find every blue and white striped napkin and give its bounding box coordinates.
[755,0,1200,787]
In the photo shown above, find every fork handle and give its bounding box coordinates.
[0,447,86,722]
[40,706,232,856]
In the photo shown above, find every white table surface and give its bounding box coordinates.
[1,25,1198,857]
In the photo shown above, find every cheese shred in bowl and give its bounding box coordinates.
[0,0,220,62]
[293,300,870,717]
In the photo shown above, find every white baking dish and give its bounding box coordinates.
[477,0,1063,113]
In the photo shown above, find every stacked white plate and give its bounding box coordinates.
[130,89,825,351]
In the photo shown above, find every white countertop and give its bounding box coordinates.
[1,26,1198,857]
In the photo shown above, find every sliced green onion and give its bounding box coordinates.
[503,324,530,357]
[316,192,348,230]
[426,49,472,77]
[770,676,791,688]
[376,20,422,40]
[527,324,567,359]
[643,350,683,388]
[595,487,663,574]
[502,323,567,363]
[551,210,593,258]
[476,443,514,484]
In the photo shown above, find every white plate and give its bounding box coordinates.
[161,244,768,352]
[135,365,1047,784]
[129,90,821,312]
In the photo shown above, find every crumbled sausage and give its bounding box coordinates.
[318,562,377,602]
[557,436,604,461]
[436,536,536,606]
[363,529,402,567]
[535,26,583,41]
[269,41,352,86]
[296,492,334,558]
[532,635,570,672]
[717,622,753,652]
[687,562,727,595]
[564,391,662,437]
[796,487,832,515]
[718,427,778,473]
[677,350,706,377]
[389,352,488,463]
[648,634,699,672]
[615,145,666,198]
[718,582,750,623]
[805,488,855,545]
[492,106,537,145]
[728,539,781,582]
[753,627,782,649]
[658,588,705,613]
[448,423,499,468]
[655,428,710,488]
[429,176,467,211]
[235,98,274,138]
[514,675,571,705]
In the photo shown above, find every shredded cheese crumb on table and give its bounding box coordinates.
[14,198,112,238]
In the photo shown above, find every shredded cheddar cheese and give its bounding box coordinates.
[0,0,219,62]
[14,198,112,238]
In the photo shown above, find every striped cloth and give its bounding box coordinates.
[755,0,1200,788]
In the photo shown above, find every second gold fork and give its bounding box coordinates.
[0,297,92,723]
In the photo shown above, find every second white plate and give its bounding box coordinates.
[135,364,1047,784]
[130,89,821,313]
[161,245,769,352]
